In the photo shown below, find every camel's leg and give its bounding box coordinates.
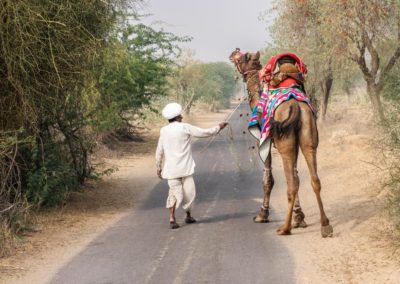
[293,169,307,228]
[299,105,333,237]
[301,147,332,237]
[253,152,306,226]
[275,137,298,236]
[275,139,306,230]
[254,151,273,223]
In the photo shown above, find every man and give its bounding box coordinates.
[156,102,228,229]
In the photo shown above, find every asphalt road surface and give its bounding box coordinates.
[51,103,298,284]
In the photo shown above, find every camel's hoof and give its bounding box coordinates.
[253,208,269,223]
[293,211,307,228]
[253,216,269,223]
[321,225,333,238]
[276,225,291,235]
[293,220,308,228]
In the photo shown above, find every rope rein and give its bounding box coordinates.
[199,95,246,154]
[199,84,257,167]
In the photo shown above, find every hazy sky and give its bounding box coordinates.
[142,0,274,63]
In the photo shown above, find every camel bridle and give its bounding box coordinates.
[231,54,260,82]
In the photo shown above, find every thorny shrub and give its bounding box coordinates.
[381,67,400,233]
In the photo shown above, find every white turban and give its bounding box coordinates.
[162,103,182,120]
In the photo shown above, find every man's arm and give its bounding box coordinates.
[155,132,164,178]
[185,122,228,138]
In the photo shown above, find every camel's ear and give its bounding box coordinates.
[245,52,251,62]
[255,51,260,59]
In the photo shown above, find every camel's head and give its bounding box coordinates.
[229,48,243,64]
[229,48,262,81]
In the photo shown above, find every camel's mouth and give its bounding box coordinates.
[229,49,243,64]
[229,54,239,64]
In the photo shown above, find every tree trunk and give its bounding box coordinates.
[319,71,334,122]
[343,79,352,103]
[185,100,193,115]
[366,81,385,121]
[183,89,195,115]
[307,85,318,115]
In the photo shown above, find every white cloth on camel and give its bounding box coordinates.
[166,175,196,211]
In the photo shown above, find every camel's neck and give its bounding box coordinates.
[245,73,261,111]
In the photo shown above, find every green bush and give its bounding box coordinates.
[381,63,400,231]
[24,143,78,207]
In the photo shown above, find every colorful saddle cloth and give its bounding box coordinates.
[248,85,315,162]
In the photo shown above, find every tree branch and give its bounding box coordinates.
[353,40,372,80]
[362,28,380,77]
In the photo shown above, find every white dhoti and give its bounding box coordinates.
[166,175,196,212]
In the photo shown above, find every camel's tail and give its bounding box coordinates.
[271,100,301,139]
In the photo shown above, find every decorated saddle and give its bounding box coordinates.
[259,53,308,87]
[248,53,314,162]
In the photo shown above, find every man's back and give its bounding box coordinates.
[156,122,220,179]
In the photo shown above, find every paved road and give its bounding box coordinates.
[51,103,296,284]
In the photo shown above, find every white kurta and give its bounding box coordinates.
[155,122,220,179]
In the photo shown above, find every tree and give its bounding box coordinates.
[267,0,355,121]
[200,63,236,111]
[333,0,400,121]
[92,22,188,135]
[170,56,236,114]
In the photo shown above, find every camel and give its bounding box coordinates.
[229,49,333,237]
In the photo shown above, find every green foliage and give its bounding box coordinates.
[382,70,400,101]
[199,63,237,111]
[171,57,237,113]
[25,143,78,207]
[91,23,189,134]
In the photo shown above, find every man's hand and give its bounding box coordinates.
[219,122,228,130]
[157,169,162,179]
